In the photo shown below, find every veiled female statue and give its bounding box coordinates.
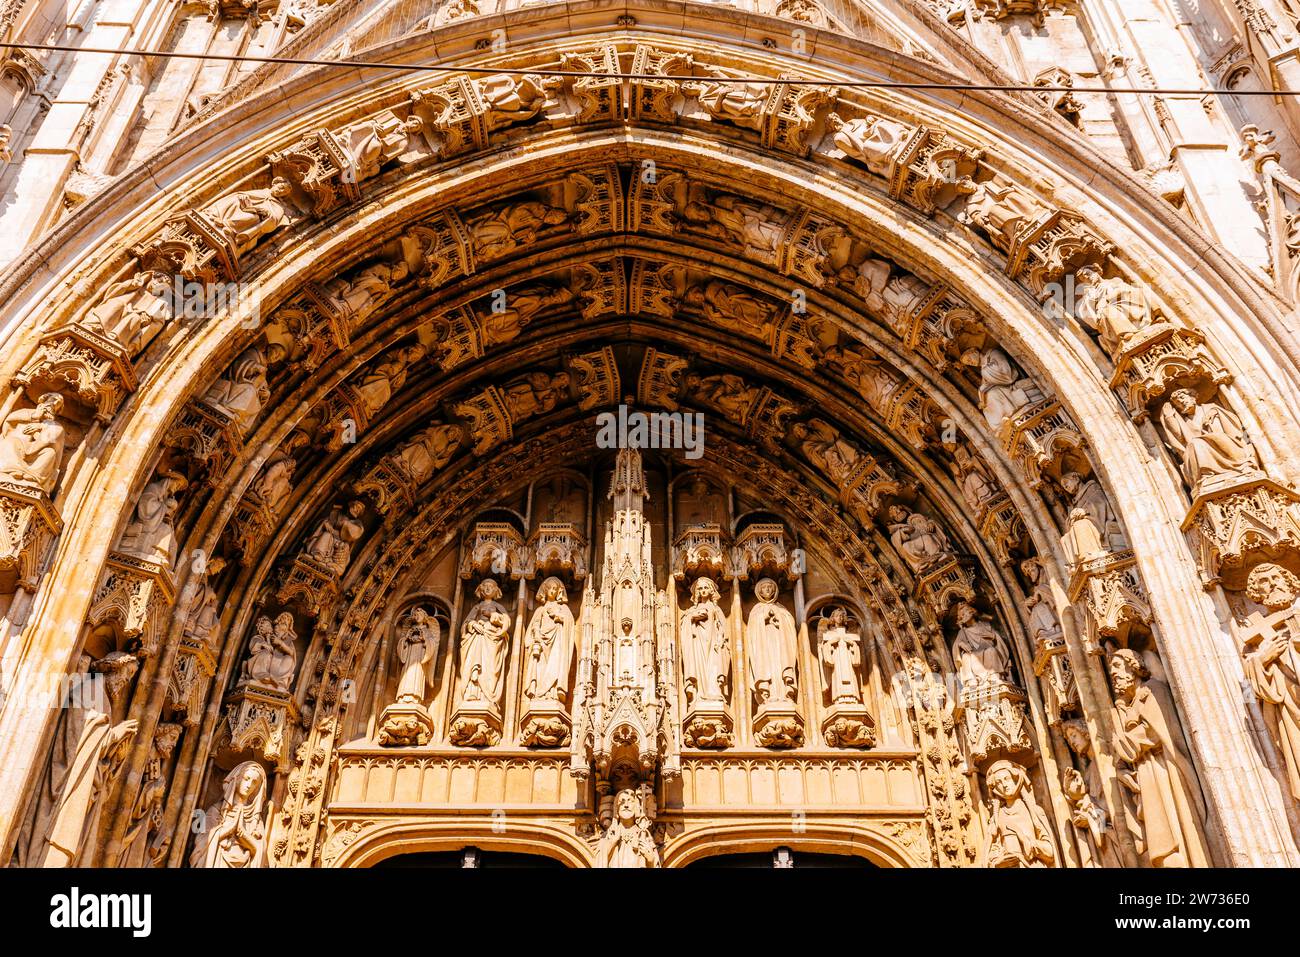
[83,268,173,357]
[522,577,575,704]
[0,392,66,494]
[1074,264,1163,357]
[679,577,730,705]
[190,761,269,869]
[817,606,863,704]
[951,601,1011,689]
[393,607,439,704]
[1108,649,1211,867]
[239,613,297,692]
[1158,389,1259,491]
[456,580,512,708]
[984,759,1056,868]
[963,347,1035,432]
[118,469,187,566]
[746,578,799,706]
[202,346,268,435]
[597,785,660,868]
[202,177,295,255]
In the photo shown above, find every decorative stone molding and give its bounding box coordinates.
[89,553,178,658]
[220,682,300,771]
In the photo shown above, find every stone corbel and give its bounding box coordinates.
[458,520,527,580]
[673,525,732,581]
[524,523,587,581]
[914,558,977,616]
[1066,548,1151,651]
[451,384,513,455]
[267,128,358,218]
[0,480,62,593]
[166,636,217,726]
[89,552,178,658]
[276,554,341,618]
[15,323,137,424]
[1182,474,1300,590]
[887,127,982,214]
[628,45,694,123]
[225,489,277,563]
[999,397,1087,489]
[219,682,300,771]
[957,678,1035,768]
[164,397,244,478]
[1109,326,1231,422]
[132,211,238,283]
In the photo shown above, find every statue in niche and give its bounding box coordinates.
[353,345,425,419]
[202,177,296,255]
[202,346,269,434]
[1058,470,1126,566]
[961,347,1036,433]
[252,433,306,513]
[392,423,462,485]
[190,760,269,869]
[522,577,575,703]
[790,418,861,487]
[685,373,759,424]
[16,651,139,867]
[887,504,953,573]
[826,112,911,176]
[1240,562,1300,802]
[818,606,863,704]
[304,499,365,575]
[538,475,586,526]
[960,179,1048,250]
[0,392,66,495]
[118,723,181,867]
[501,371,570,422]
[239,612,297,692]
[821,344,895,410]
[680,576,730,705]
[323,258,411,326]
[597,784,660,868]
[1020,557,1061,643]
[478,284,572,348]
[685,70,768,130]
[951,601,1011,689]
[467,201,569,261]
[746,578,799,706]
[844,257,932,323]
[1062,718,1119,868]
[478,73,554,131]
[984,759,1056,868]
[676,474,723,528]
[82,268,174,357]
[182,554,226,648]
[1108,648,1211,867]
[949,441,997,511]
[393,606,440,705]
[344,112,425,181]
[1158,389,1260,492]
[684,280,776,338]
[1073,265,1166,358]
[682,194,784,259]
[118,468,188,566]
[456,579,512,708]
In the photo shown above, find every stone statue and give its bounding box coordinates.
[960,179,1047,250]
[323,258,410,326]
[679,576,730,705]
[1108,648,1211,867]
[202,176,295,255]
[817,606,863,704]
[239,612,297,692]
[746,578,799,706]
[685,70,767,130]
[846,257,932,324]
[304,499,365,575]
[684,280,776,337]
[392,423,462,485]
[522,577,575,703]
[682,194,784,258]
[984,759,1056,867]
[478,73,554,131]
[478,284,572,348]
[82,268,174,357]
[118,468,188,566]
[190,761,269,868]
[1073,265,1165,358]
[502,371,569,422]
[961,347,1035,432]
[597,784,660,868]
[467,200,569,261]
[822,344,895,410]
[887,504,952,573]
[950,441,997,511]
[826,112,910,176]
[251,434,305,512]
[344,112,424,181]
[791,418,860,486]
[686,373,759,424]
[456,579,511,708]
[182,555,226,648]
[17,652,139,867]
[0,392,66,494]
[1058,470,1126,566]
[353,345,425,419]
[951,601,1011,689]
[1158,389,1260,491]
[1020,557,1061,643]
[202,346,268,434]
[393,606,440,705]
[118,723,181,867]
[1240,562,1300,802]
[1062,718,1118,868]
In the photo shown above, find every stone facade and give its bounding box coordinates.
[3,0,1300,868]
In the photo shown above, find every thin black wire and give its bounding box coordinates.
[0,40,1291,95]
